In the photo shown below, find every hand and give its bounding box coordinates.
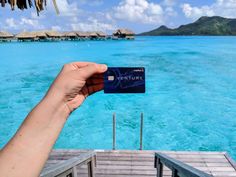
[0,62,108,177]
[45,62,107,114]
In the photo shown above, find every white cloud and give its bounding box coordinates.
[47,0,80,16]
[6,18,17,28]
[2,0,179,33]
[31,12,43,19]
[71,17,116,32]
[20,18,39,27]
[78,0,104,6]
[163,0,176,6]
[51,25,62,31]
[113,0,164,24]
[182,0,236,19]
[181,4,214,19]
[165,7,177,17]
[105,13,113,21]
[5,17,43,31]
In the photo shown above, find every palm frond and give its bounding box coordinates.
[0,0,59,15]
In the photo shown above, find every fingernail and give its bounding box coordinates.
[100,64,107,71]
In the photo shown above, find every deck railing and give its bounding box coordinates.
[40,151,96,177]
[154,153,213,177]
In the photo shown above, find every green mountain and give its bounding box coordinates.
[139,16,236,36]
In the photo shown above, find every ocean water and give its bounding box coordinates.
[1,36,236,158]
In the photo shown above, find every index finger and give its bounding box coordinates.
[76,63,107,80]
[70,62,96,69]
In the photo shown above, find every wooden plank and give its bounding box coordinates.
[225,153,236,171]
[50,149,225,155]
[77,165,234,172]
[41,151,96,177]
[43,150,236,177]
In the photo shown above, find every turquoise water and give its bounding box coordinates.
[1,36,236,158]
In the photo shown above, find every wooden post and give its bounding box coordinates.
[172,169,178,177]
[156,159,163,177]
[87,159,95,177]
[72,166,78,177]
[140,113,144,150]
[113,113,116,150]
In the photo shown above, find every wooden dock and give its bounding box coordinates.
[44,150,236,177]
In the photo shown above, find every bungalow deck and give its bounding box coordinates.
[43,150,236,177]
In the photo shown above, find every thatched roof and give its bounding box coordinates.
[76,31,89,37]
[113,29,135,35]
[89,32,98,37]
[0,0,59,15]
[64,32,77,37]
[85,32,91,36]
[15,32,36,39]
[32,31,47,38]
[0,31,14,38]
[45,30,62,37]
[96,31,106,37]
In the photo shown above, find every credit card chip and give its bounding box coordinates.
[108,76,115,81]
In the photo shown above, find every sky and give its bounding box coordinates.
[0,0,236,34]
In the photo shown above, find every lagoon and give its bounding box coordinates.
[0,36,236,158]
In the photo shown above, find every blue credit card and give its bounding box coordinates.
[104,67,145,93]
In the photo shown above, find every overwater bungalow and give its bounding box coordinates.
[89,32,99,40]
[0,31,14,42]
[63,32,78,41]
[96,31,107,40]
[45,30,62,41]
[113,29,135,40]
[76,31,89,40]
[33,31,48,41]
[15,32,36,42]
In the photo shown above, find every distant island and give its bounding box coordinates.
[139,16,236,36]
